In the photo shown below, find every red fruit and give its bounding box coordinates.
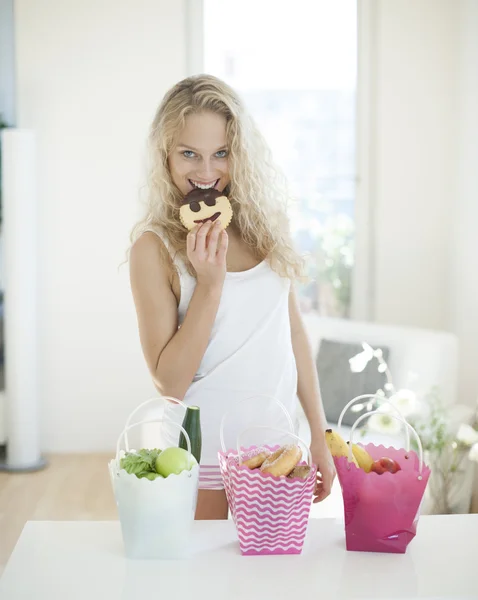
[371,457,401,475]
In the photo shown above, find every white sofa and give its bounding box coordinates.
[297,314,460,519]
[302,313,458,409]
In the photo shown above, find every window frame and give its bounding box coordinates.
[185,0,375,321]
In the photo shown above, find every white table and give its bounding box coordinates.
[1,515,477,599]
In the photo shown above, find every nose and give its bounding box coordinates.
[195,157,216,180]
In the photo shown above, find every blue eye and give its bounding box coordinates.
[182,150,195,158]
[215,150,228,158]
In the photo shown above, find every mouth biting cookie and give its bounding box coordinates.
[179,188,233,231]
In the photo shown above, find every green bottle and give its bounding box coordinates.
[179,406,202,464]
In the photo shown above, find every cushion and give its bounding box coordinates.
[316,338,390,427]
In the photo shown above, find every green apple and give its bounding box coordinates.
[154,447,197,477]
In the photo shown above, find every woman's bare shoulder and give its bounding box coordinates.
[129,231,174,277]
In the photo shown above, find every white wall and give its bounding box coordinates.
[14,0,188,452]
[370,0,458,330]
[367,0,478,407]
[450,0,478,406]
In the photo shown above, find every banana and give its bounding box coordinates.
[348,442,374,473]
[325,429,358,467]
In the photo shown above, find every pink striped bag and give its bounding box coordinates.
[218,402,317,556]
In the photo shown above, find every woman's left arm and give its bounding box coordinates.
[289,285,335,502]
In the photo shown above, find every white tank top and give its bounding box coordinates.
[147,229,299,465]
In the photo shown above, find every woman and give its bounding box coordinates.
[128,74,334,519]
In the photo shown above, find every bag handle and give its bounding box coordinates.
[349,411,424,478]
[123,396,185,451]
[115,418,192,468]
[219,394,295,453]
[236,425,313,468]
[337,394,410,451]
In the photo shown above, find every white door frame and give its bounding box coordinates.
[351,0,377,321]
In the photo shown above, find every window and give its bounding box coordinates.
[203,0,357,317]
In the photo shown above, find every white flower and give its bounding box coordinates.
[456,424,478,447]
[349,350,372,373]
[362,342,375,358]
[469,443,478,463]
[367,411,402,436]
[389,389,420,418]
[376,402,393,413]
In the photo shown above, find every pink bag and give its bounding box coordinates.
[218,398,317,556]
[334,396,431,554]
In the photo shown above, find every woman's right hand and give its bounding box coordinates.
[187,220,228,288]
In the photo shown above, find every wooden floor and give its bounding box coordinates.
[0,454,117,575]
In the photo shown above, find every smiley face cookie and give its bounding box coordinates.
[179,188,233,231]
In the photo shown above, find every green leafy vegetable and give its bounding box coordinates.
[137,471,163,480]
[120,448,162,479]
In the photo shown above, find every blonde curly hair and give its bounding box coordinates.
[129,74,304,280]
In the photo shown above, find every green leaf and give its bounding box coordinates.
[120,448,162,475]
[136,448,162,469]
[120,454,149,474]
[137,471,163,480]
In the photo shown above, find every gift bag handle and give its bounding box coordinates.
[219,395,295,454]
[123,396,185,451]
[236,425,313,468]
[115,418,192,469]
[349,411,424,478]
[337,394,410,451]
